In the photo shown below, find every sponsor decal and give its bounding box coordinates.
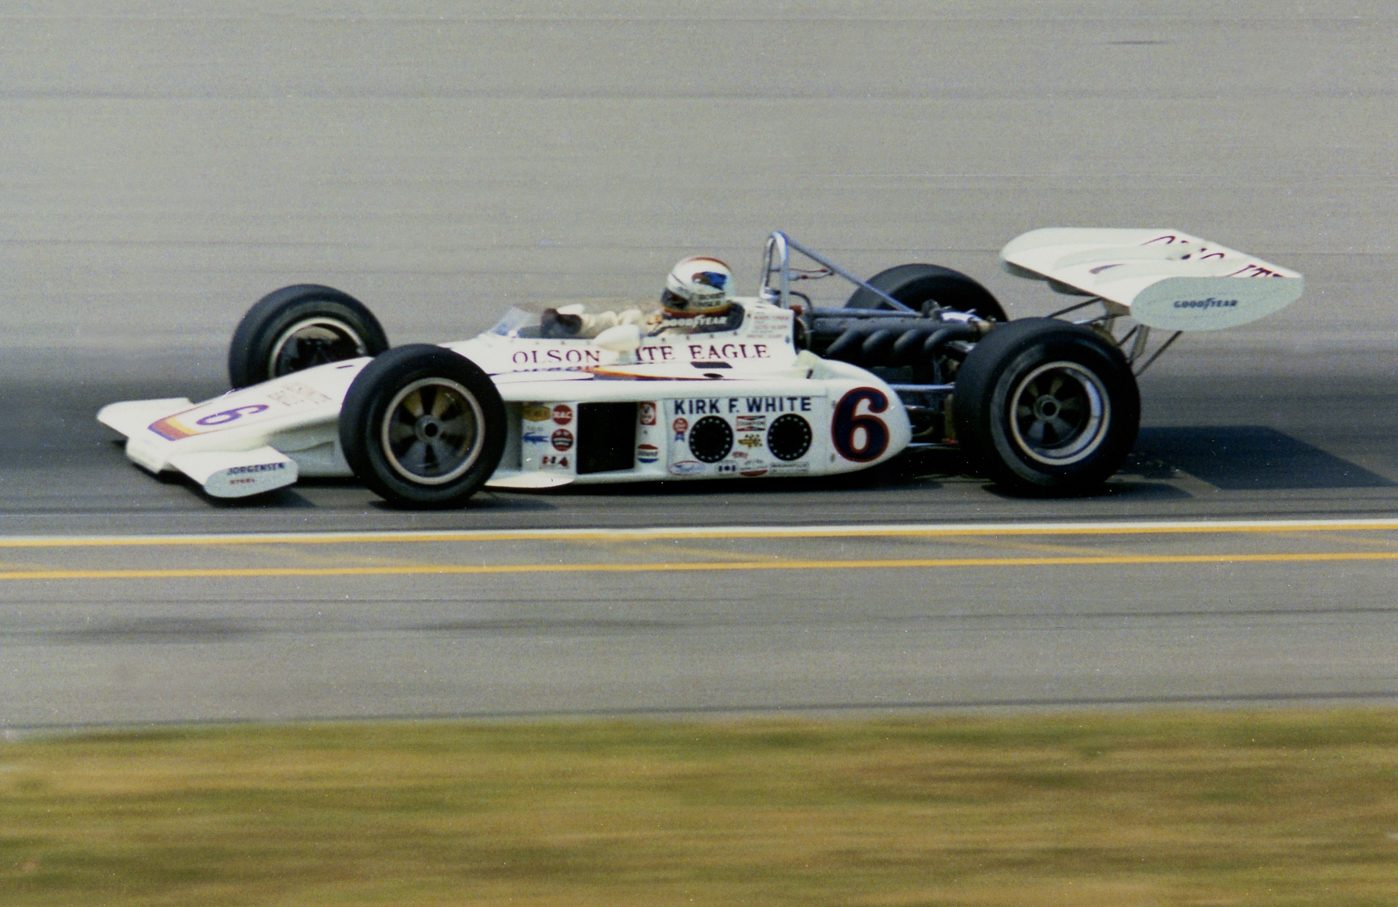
[634,346,678,363]
[265,383,330,407]
[637,443,660,464]
[1228,264,1284,278]
[523,404,550,423]
[740,468,769,478]
[541,455,570,469]
[1145,234,1224,258]
[523,430,551,445]
[672,417,689,441]
[738,434,764,449]
[685,342,769,360]
[673,396,813,416]
[552,404,573,425]
[226,462,287,476]
[742,396,813,413]
[1173,297,1239,310]
[736,414,766,433]
[670,460,705,476]
[551,429,574,452]
[639,402,658,426]
[748,308,792,328]
[717,463,738,475]
[511,347,604,367]
[1140,233,1291,275]
[674,398,723,416]
[663,312,731,331]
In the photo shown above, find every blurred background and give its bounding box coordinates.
[3,2,1390,354]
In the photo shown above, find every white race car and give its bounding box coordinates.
[98,230,1303,506]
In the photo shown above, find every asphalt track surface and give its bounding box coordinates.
[1,3,1394,729]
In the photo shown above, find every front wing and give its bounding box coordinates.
[98,362,365,498]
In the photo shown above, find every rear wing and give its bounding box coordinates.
[1000,228,1303,331]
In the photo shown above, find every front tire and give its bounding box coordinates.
[228,284,389,388]
[339,345,505,508]
[952,319,1139,493]
[846,263,1006,321]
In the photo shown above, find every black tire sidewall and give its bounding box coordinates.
[953,319,1139,492]
[846,263,1006,321]
[228,285,389,388]
[339,344,506,508]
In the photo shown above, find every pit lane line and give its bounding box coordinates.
[1,517,1395,582]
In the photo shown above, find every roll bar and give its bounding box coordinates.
[760,231,915,314]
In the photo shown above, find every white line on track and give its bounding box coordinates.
[2,517,1396,548]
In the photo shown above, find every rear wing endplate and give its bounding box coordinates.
[1000,228,1303,331]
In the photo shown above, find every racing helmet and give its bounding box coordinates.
[662,256,734,314]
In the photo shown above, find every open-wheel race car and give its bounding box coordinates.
[98,229,1303,506]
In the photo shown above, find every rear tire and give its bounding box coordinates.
[339,345,505,508]
[952,319,1139,493]
[846,263,1006,321]
[229,284,389,388]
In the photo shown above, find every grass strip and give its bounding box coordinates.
[2,710,1396,906]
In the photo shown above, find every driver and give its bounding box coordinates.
[657,256,743,332]
[541,255,744,338]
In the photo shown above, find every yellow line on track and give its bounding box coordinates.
[4,551,1397,582]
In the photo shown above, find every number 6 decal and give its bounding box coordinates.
[196,404,270,426]
[832,387,890,462]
